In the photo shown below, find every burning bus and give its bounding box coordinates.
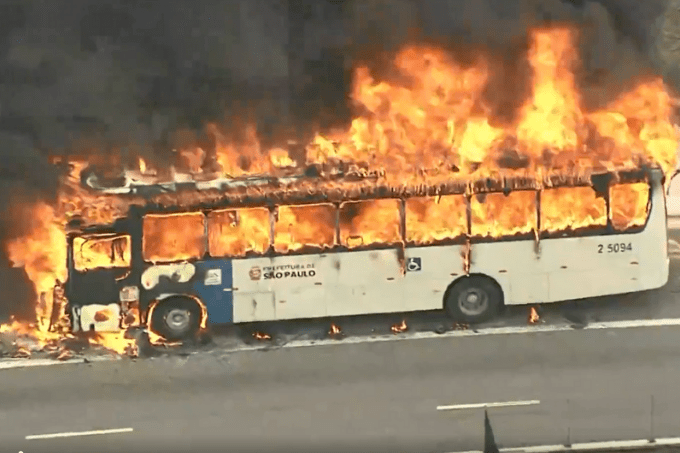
[3,26,679,350]
[63,163,668,342]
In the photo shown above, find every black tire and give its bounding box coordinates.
[150,297,202,342]
[444,275,502,324]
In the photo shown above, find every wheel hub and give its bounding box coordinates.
[165,308,191,332]
[458,288,489,316]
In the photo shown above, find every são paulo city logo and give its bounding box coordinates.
[250,263,316,280]
[249,266,262,281]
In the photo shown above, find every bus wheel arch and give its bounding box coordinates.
[443,274,504,324]
[149,295,205,342]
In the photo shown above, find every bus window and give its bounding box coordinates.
[208,207,270,257]
[143,212,206,263]
[610,183,649,231]
[541,187,607,233]
[340,199,400,248]
[471,191,537,238]
[274,204,335,253]
[405,195,466,243]
[73,235,131,271]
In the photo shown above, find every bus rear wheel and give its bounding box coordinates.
[150,297,202,342]
[444,275,502,324]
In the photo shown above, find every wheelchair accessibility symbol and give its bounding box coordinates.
[406,257,421,272]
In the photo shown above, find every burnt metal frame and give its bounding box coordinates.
[123,180,653,265]
[69,167,656,265]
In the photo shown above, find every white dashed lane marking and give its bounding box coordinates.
[25,427,134,440]
[436,400,540,411]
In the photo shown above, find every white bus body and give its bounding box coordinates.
[228,173,669,323]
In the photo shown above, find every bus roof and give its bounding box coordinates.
[66,163,662,228]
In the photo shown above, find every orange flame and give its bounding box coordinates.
[253,331,272,341]
[391,320,408,334]
[529,307,540,324]
[329,323,342,336]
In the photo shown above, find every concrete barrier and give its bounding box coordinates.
[449,437,680,453]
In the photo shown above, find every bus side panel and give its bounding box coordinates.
[327,248,403,317]
[539,235,640,302]
[638,183,669,289]
[469,234,644,306]
[191,259,234,324]
[542,181,667,303]
[403,245,465,311]
[467,241,525,304]
[233,291,276,323]
[271,254,328,320]
[231,255,330,322]
[232,257,276,323]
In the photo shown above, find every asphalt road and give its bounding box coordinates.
[2,324,680,453]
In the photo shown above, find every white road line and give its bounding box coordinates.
[0,356,117,370]
[437,400,540,411]
[449,436,680,453]
[25,427,133,440]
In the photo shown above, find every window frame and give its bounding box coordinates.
[207,206,273,258]
[141,212,208,264]
[338,198,403,249]
[607,181,652,234]
[72,233,132,272]
[132,178,654,262]
[272,203,338,254]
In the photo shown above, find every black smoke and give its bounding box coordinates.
[350,0,673,124]
[0,0,675,322]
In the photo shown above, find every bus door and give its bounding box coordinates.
[328,199,404,316]
[268,204,335,320]
[67,233,133,332]
[207,207,275,324]
[269,255,328,320]
[191,259,234,324]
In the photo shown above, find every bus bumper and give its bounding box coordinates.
[71,303,122,333]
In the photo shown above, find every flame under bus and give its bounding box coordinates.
[64,167,669,340]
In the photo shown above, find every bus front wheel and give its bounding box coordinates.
[444,275,502,324]
[150,297,202,342]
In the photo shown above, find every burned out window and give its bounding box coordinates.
[471,191,537,238]
[339,199,401,248]
[274,204,335,253]
[540,187,607,233]
[208,208,270,257]
[610,183,649,231]
[143,212,206,263]
[73,235,131,271]
[405,195,467,243]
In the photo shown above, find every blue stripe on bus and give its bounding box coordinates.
[191,259,233,324]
